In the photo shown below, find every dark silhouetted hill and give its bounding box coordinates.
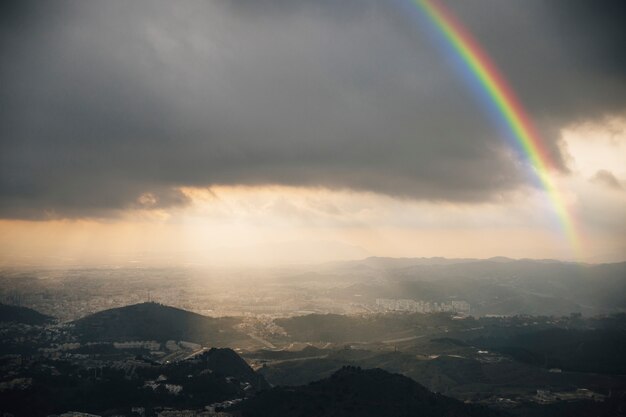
[0,347,268,417]
[72,302,244,345]
[0,303,53,325]
[195,347,270,390]
[474,328,626,374]
[231,366,500,417]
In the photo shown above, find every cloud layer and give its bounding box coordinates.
[1,0,624,218]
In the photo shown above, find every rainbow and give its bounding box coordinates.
[412,0,581,255]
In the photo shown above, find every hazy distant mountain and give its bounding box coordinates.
[322,257,626,316]
[231,366,499,417]
[325,256,482,271]
[0,303,53,325]
[72,302,245,345]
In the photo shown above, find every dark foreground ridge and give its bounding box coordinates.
[0,346,269,416]
[230,366,500,417]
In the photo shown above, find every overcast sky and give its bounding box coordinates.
[1,0,624,264]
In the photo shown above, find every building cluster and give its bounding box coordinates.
[113,341,161,350]
[535,388,606,404]
[375,298,470,314]
[52,408,234,417]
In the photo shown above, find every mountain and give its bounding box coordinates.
[255,348,626,415]
[230,366,500,417]
[473,327,626,375]
[321,257,626,316]
[193,347,271,390]
[71,302,245,346]
[324,256,481,271]
[0,347,269,417]
[274,312,457,344]
[0,303,53,325]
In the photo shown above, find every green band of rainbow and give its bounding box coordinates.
[414,0,581,256]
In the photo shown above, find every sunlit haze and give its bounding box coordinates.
[1,2,626,416]
[2,1,625,267]
[2,117,625,266]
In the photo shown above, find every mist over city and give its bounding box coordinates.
[1,1,625,416]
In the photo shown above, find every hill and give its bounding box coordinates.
[230,366,500,417]
[0,347,269,417]
[275,312,456,343]
[324,258,626,316]
[257,344,626,404]
[193,347,271,390]
[473,328,626,375]
[71,302,245,346]
[0,303,53,325]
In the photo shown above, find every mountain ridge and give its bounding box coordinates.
[71,301,246,346]
[0,303,54,325]
[230,366,501,417]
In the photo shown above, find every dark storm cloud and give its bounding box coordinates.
[447,0,626,127]
[1,0,624,219]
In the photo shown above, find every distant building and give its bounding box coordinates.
[156,411,196,417]
[375,298,470,314]
[179,340,202,350]
[535,388,606,404]
[131,407,146,417]
[113,340,161,350]
[535,389,554,403]
[166,340,180,351]
[165,384,183,395]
